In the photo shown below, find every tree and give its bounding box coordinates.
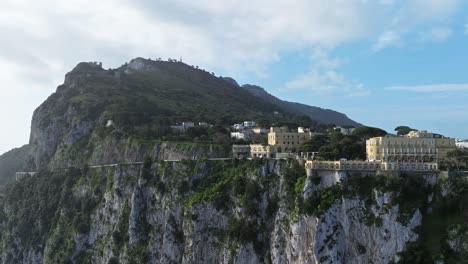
[394,126,417,136]
[447,149,467,171]
[352,126,387,139]
[300,134,330,152]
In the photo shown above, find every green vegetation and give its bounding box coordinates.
[447,149,468,171]
[39,59,323,143]
[300,132,365,160]
[2,154,467,262]
[394,126,417,136]
[300,126,387,161]
[302,184,344,216]
[0,144,31,186]
[185,159,266,210]
[351,126,387,139]
[0,166,109,262]
[397,176,468,263]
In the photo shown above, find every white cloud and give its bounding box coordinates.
[0,0,386,154]
[372,0,460,50]
[397,0,460,23]
[373,31,402,50]
[284,49,369,96]
[385,83,468,92]
[0,0,464,154]
[420,27,452,42]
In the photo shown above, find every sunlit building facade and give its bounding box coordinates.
[366,130,456,162]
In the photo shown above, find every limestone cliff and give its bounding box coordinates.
[1,159,465,264]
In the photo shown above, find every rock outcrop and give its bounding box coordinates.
[1,159,452,264]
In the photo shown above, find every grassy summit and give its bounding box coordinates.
[37,58,315,138]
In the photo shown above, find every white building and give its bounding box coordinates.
[252,127,269,134]
[183,122,195,129]
[243,121,256,128]
[456,140,468,149]
[231,132,249,140]
[198,122,211,127]
[171,121,195,132]
[233,123,244,130]
[335,126,355,135]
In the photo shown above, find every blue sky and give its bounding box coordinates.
[0,0,467,155]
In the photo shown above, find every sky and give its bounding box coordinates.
[1,0,468,155]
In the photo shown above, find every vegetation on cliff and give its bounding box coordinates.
[299,126,386,160]
[0,145,31,186]
[38,59,322,141]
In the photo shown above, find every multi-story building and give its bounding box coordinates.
[243,121,256,128]
[268,127,312,153]
[305,159,438,172]
[366,130,456,162]
[249,144,275,158]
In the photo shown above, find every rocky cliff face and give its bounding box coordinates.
[2,159,462,264]
[27,60,234,170]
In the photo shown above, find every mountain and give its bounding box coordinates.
[241,84,361,127]
[27,58,361,170]
[0,58,467,264]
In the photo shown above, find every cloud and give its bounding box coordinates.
[373,31,402,50]
[0,0,387,154]
[396,0,460,25]
[419,27,452,42]
[0,0,464,154]
[385,83,468,92]
[372,0,461,50]
[284,48,369,96]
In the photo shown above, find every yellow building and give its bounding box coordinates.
[305,160,438,172]
[268,127,312,153]
[366,130,456,162]
[250,144,275,158]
